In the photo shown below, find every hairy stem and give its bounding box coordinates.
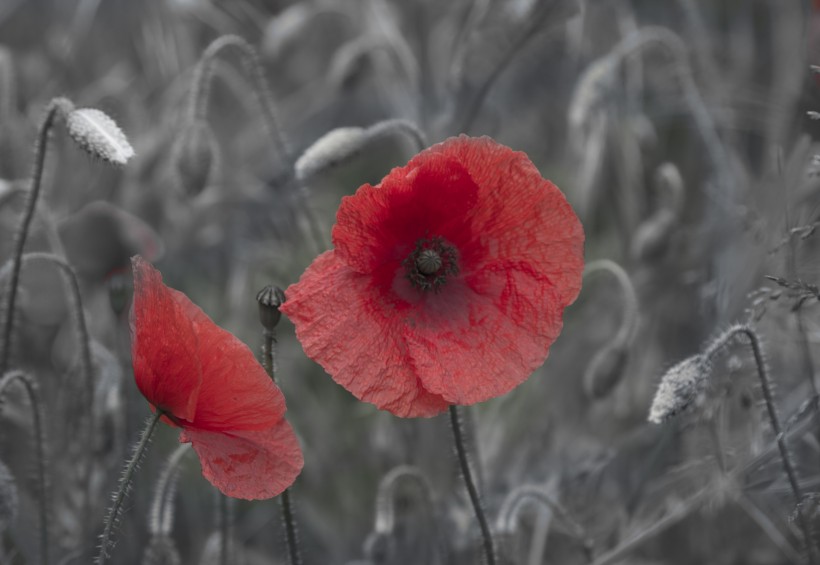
[262,329,276,381]
[259,326,301,565]
[0,98,73,375]
[189,35,290,166]
[188,35,324,254]
[96,410,163,565]
[705,324,816,564]
[449,405,496,565]
[0,370,49,565]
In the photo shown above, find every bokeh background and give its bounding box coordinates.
[1,0,820,563]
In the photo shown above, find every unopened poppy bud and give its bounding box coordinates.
[0,458,17,533]
[631,209,676,262]
[295,127,366,181]
[648,354,710,423]
[66,108,135,165]
[256,285,286,331]
[106,268,132,316]
[172,120,219,197]
[583,343,629,399]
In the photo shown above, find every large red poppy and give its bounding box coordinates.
[282,136,584,417]
[130,256,303,499]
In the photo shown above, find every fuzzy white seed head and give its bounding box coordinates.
[66,108,135,165]
[648,355,710,423]
[295,127,366,181]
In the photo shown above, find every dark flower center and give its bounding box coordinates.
[403,236,459,292]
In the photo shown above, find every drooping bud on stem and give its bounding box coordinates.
[171,120,219,198]
[648,354,710,423]
[66,108,135,165]
[581,259,638,398]
[294,119,426,182]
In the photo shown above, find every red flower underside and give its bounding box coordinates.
[181,423,303,500]
[131,256,303,498]
[283,136,584,417]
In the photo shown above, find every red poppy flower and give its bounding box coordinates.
[130,256,303,499]
[282,136,584,417]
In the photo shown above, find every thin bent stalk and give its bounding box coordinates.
[0,98,74,376]
[0,370,49,565]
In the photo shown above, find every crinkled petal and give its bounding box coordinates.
[164,288,285,431]
[180,421,303,500]
[426,136,584,305]
[405,265,564,404]
[281,251,449,417]
[130,256,201,421]
[333,152,479,278]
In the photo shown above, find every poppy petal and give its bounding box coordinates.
[164,288,285,431]
[282,251,450,417]
[131,256,202,421]
[428,136,585,305]
[333,151,479,277]
[404,266,565,404]
[180,420,303,500]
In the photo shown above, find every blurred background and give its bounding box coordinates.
[1,0,820,563]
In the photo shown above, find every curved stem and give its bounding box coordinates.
[148,444,188,536]
[449,405,496,565]
[0,98,73,375]
[609,27,735,199]
[704,324,816,564]
[96,410,163,565]
[188,35,324,255]
[259,325,301,565]
[366,119,428,154]
[454,3,576,133]
[0,253,94,427]
[582,259,638,345]
[189,35,290,166]
[0,370,49,565]
[496,485,594,562]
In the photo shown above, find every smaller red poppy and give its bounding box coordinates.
[130,256,303,499]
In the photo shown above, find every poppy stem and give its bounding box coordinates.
[217,492,231,565]
[263,329,277,380]
[703,324,817,565]
[280,488,301,565]
[258,322,302,565]
[0,98,74,376]
[96,410,163,565]
[449,405,497,565]
[0,370,49,565]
